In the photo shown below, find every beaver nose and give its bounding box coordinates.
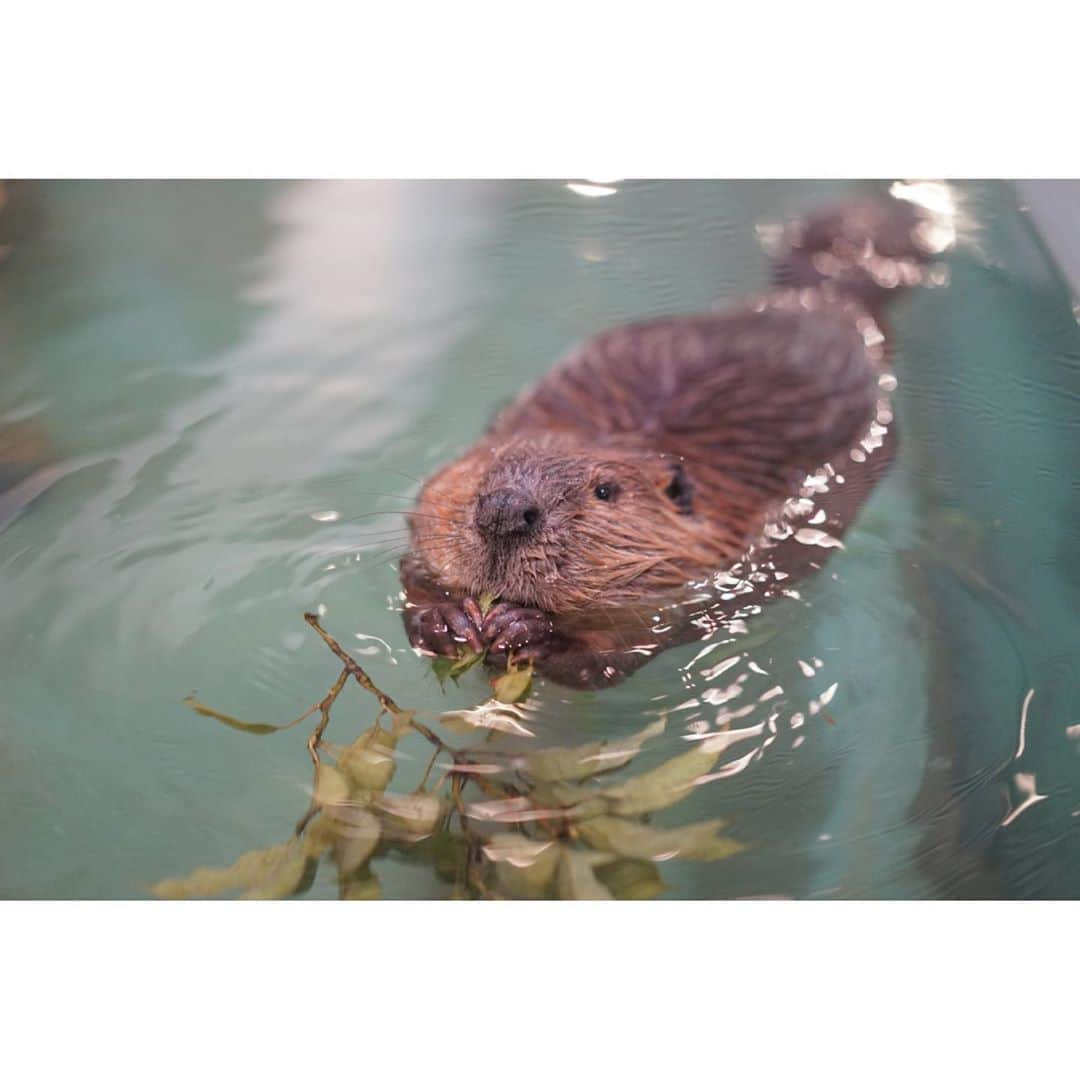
[475,489,544,540]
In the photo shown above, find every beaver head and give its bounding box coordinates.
[407,432,742,615]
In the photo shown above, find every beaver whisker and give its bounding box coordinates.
[332,508,463,526]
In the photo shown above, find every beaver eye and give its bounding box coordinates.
[594,483,617,502]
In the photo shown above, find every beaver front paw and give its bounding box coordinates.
[480,603,557,662]
[404,599,485,657]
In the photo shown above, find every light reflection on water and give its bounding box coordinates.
[0,179,1077,899]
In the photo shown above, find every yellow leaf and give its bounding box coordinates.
[577,816,745,862]
[522,718,666,783]
[524,782,608,822]
[555,847,617,900]
[301,813,337,858]
[601,745,721,816]
[388,710,416,739]
[363,725,399,751]
[411,832,468,884]
[374,793,443,837]
[183,695,305,736]
[330,807,382,874]
[314,764,350,807]
[483,833,560,899]
[594,859,666,900]
[341,866,381,900]
[337,741,395,793]
[152,843,306,900]
[440,700,536,738]
[241,850,312,900]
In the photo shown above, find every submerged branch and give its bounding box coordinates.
[160,610,746,900]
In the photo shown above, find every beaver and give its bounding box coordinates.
[400,193,952,689]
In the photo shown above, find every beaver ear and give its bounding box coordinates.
[658,461,694,514]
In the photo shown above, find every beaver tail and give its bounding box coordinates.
[770,194,952,315]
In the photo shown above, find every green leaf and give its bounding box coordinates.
[478,592,498,616]
[594,859,666,900]
[492,664,533,704]
[183,695,304,736]
[600,744,722,816]
[152,842,308,900]
[522,718,666,783]
[431,657,456,689]
[483,833,560,899]
[432,649,486,689]
[449,649,485,679]
[555,847,617,900]
[576,816,746,862]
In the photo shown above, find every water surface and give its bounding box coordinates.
[1,179,1077,899]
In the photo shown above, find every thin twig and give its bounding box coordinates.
[451,775,497,900]
[416,745,442,792]
[304,612,404,715]
[308,667,350,769]
[293,667,349,837]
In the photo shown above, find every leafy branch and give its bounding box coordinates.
[154,613,745,901]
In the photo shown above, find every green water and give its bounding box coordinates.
[1,180,1077,899]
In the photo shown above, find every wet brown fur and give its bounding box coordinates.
[407,293,888,615]
[400,196,942,686]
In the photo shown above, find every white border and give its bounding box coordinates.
[4,901,1075,1078]
[5,3,1079,176]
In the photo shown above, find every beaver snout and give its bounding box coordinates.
[475,488,544,541]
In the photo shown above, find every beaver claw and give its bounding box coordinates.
[404,600,484,657]
[481,603,556,660]
[404,598,557,665]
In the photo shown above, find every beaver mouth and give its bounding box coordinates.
[478,542,560,609]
